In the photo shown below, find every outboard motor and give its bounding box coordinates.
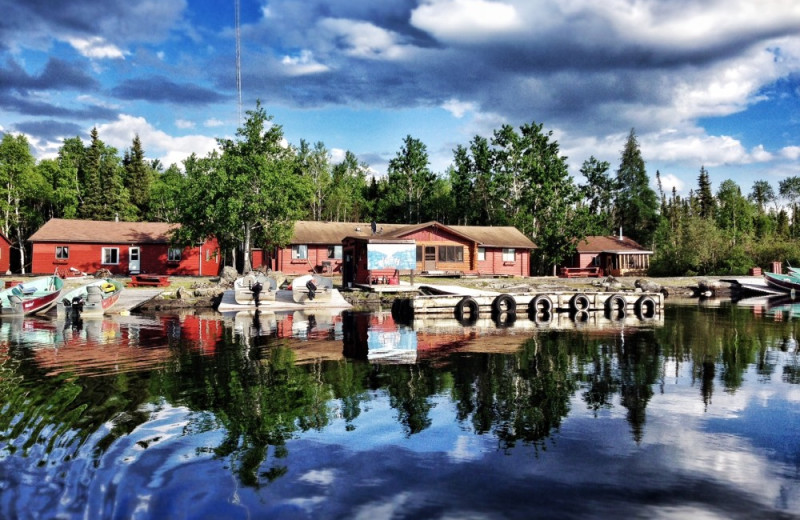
[71,295,85,314]
[251,281,263,307]
[306,279,317,301]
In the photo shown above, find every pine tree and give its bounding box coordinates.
[614,129,659,245]
[125,135,152,218]
[697,166,715,219]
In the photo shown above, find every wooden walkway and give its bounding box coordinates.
[111,288,164,314]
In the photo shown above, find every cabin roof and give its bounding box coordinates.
[291,220,535,249]
[28,218,180,244]
[577,235,652,254]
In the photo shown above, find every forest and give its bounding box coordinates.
[1,100,799,275]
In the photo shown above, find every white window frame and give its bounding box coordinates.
[477,247,486,261]
[102,247,120,265]
[56,246,69,259]
[502,248,515,262]
[168,247,182,262]
[292,244,308,260]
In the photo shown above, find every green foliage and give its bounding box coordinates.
[614,129,659,245]
[383,135,437,223]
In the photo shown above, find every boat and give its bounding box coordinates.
[57,278,124,318]
[0,275,64,316]
[291,274,333,303]
[764,272,800,293]
[233,272,278,305]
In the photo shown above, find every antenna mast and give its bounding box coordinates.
[235,0,242,125]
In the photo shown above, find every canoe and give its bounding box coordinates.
[764,272,800,293]
[0,275,64,316]
[291,274,333,303]
[57,278,124,318]
[233,273,278,305]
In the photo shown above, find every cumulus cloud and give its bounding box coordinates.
[410,0,524,42]
[281,50,330,76]
[96,114,218,168]
[67,37,126,59]
[318,18,412,60]
[442,99,476,118]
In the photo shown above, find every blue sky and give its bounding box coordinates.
[2,0,800,197]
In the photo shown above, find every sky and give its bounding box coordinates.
[2,0,800,197]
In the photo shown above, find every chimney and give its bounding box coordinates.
[618,227,622,240]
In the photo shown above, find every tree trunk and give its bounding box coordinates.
[242,224,252,273]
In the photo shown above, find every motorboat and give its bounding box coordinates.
[0,275,64,316]
[57,278,124,318]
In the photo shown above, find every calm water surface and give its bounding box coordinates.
[1,300,800,519]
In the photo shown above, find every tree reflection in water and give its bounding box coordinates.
[1,302,798,495]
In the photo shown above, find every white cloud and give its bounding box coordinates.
[329,148,347,164]
[96,114,218,168]
[442,98,476,118]
[318,19,411,60]
[411,0,524,42]
[750,144,773,162]
[655,173,685,194]
[298,469,335,486]
[66,36,126,59]
[281,50,329,76]
[175,119,195,129]
[781,146,800,160]
[204,118,224,128]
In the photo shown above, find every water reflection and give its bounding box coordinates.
[1,303,799,518]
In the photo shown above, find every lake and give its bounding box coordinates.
[1,299,799,519]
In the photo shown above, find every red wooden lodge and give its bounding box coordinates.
[560,235,652,278]
[255,220,536,282]
[29,219,221,277]
[0,232,11,274]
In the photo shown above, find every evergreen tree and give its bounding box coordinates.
[749,180,775,213]
[324,151,369,222]
[614,129,659,245]
[124,135,153,218]
[79,128,103,219]
[697,166,715,219]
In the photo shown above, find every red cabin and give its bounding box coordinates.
[29,218,221,276]
[266,220,535,279]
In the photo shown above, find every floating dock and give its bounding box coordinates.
[392,287,663,323]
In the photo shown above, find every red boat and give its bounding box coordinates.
[0,275,64,316]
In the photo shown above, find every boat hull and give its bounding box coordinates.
[0,276,64,316]
[764,272,800,293]
[291,275,334,304]
[57,278,124,318]
[233,274,278,305]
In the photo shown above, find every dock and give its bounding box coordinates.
[110,288,164,313]
[392,285,664,323]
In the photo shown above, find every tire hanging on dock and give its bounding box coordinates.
[528,295,553,315]
[454,296,480,325]
[569,293,591,312]
[634,295,657,320]
[491,294,517,315]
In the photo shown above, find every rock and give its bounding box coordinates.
[635,278,662,293]
[221,266,238,285]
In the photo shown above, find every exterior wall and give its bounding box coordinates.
[476,247,530,276]
[0,235,10,274]
[31,238,221,276]
[403,228,473,272]
[276,244,343,275]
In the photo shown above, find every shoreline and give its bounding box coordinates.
[122,274,745,312]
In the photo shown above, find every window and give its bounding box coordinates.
[102,247,119,264]
[502,248,515,262]
[438,245,464,262]
[477,247,486,261]
[168,248,182,262]
[56,246,69,259]
[292,245,308,260]
[327,245,342,259]
[416,246,422,262]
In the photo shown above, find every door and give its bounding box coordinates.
[424,246,436,272]
[129,247,141,274]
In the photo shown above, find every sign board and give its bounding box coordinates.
[367,243,416,270]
